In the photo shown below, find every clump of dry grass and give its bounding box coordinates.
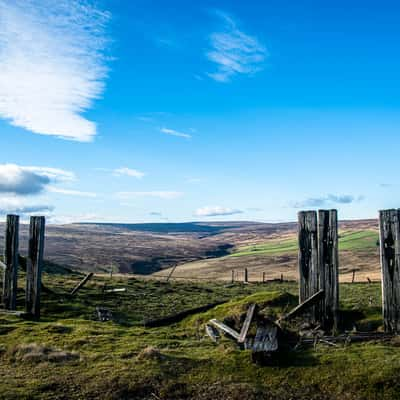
[9,343,80,364]
[136,346,164,361]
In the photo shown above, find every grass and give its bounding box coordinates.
[230,230,379,257]
[0,272,398,399]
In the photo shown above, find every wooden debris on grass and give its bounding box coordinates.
[209,319,240,340]
[205,324,220,343]
[104,288,126,293]
[278,289,324,323]
[70,273,93,296]
[238,303,256,343]
[96,307,112,322]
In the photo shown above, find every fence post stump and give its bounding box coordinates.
[26,216,45,318]
[298,211,319,320]
[3,215,19,310]
[318,209,339,330]
[379,209,400,332]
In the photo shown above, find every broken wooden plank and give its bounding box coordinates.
[3,215,19,310]
[278,289,324,322]
[209,319,240,340]
[104,288,126,293]
[252,323,278,352]
[70,272,94,296]
[205,324,220,343]
[238,303,256,343]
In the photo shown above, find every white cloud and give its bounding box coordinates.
[47,187,97,198]
[0,196,53,216]
[117,191,183,200]
[291,194,365,209]
[0,0,110,141]
[161,127,191,139]
[194,206,243,217]
[0,163,74,195]
[206,11,266,82]
[113,167,145,179]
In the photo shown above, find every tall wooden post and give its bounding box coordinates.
[379,209,400,332]
[244,268,248,283]
[231,270,234,283]
[318,209,339,329]
[298,211,319,320]
[3,215,19,310]
[26,216,45,317]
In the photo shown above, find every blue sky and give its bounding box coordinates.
[0,0,400,223]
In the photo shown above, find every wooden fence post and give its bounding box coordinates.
[298,211,319,320]
[26,216,45,317]
[3,215,19,310]
[231,270,234,283]
[244,268,248,284]
[379,209,400,332]
[318,209,339,330]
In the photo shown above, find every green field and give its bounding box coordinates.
[230,230,379,257]
[0,270,398,399]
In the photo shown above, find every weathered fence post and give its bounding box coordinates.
[231,270,234,283]
[351,269,356,283]
[26,216,45,317]
[318,209,339,329]
[379,209,400,332]
[298,211,319,307]
[3,215,19,310]
[262,272,265,283]
[244,268,248,284]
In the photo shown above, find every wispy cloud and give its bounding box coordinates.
[113,167,145,179]
[161,127,191,139]
[0,163,73,195]
[291,194,364,209]
[47,187,97,198]
[117,191,183,200]
[0,196,54,216]
[0,0,111,141]
[206,11,267,82]
[194,206,243,217]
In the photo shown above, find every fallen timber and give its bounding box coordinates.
[298,332,395,346]
[278,289,325,323]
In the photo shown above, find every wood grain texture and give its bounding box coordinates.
[278,289,324,322]
[252,323,278,352]
[3,215,19,310]
[379,209,400,332]
[209,319,240,340]
[25,216,45,317]
[298,211,319,308]
[238,303,256,343]
[318,209,339,330]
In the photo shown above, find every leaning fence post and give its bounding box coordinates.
[318,209,339,330]
[3,215,19,310]
[379,209,400,332]
[298,211,319,320]
[26,216,45,317]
